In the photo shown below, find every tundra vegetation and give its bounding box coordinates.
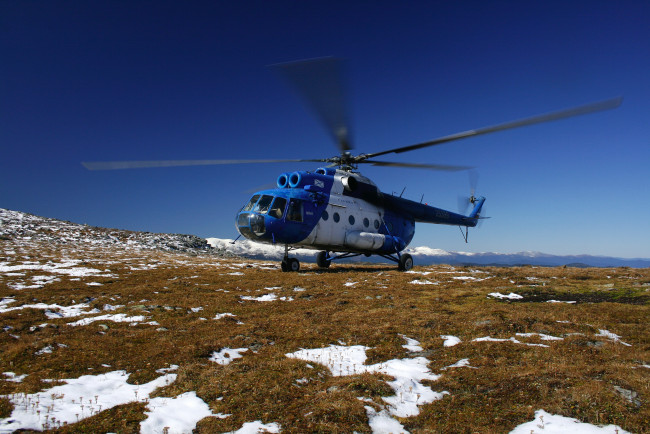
[0,215,648,432]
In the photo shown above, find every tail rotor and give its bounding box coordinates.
[458,170,479,215]
[458,170,488,227]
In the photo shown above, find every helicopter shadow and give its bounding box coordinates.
[303,265,397,274]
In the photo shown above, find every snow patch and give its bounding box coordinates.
[440,335,461,347]
[400,335,423,352]
[509,409,631,433]
[0,371,176,432]
[240,294,293,302]
[0,301,100,319]
[443,359,476,369]
[226,421,281,433]
[210,348,248,365]
[67,313,150,326]
[286,345,447,420]
[473,336,549,348]
[452,276,476,281]
[140,391,220,434]
[516,333,564,341]
[488,292,523,300]
[364,406,408,433]
[595,329,631,346]
[2,372,27,383]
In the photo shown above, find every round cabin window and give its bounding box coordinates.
[363,217,369,228]
[349,215,355,225]
[333,212,340,223]
[322,210,329,221]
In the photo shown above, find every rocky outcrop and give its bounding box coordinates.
[0,208,232,256]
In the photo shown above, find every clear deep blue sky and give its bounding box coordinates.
[2,1,649,258]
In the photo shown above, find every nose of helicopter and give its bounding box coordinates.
[236,211,266,240]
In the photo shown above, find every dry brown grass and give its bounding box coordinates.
[1,239,649,432]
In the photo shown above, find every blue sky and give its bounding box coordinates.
[2,1,649,258]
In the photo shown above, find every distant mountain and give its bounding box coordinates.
[207,238,650,268]
[406,246,650,268]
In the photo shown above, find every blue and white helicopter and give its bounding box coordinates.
[83,58,621,272]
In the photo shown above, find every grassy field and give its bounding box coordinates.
[1,240,648,433]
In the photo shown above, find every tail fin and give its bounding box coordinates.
[467,196,486,226]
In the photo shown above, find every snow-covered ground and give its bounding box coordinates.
[287,337,448,432]
[1,370,178,432]
[0,208,642,433]
[510,410,631,434]
[0,338,633,433]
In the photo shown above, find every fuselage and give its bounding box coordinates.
[235,167,484,256]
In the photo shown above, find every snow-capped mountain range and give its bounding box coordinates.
[207,238,650,268]
[2,208,647,267]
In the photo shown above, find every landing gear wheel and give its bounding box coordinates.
[282,257,300,272]
[398,253,413,271]
[316,251,331,268]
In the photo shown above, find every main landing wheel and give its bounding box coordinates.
[398,253,413,272]
[281,257,300,272]
[316,251,331,268]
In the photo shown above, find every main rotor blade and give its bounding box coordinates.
[361,97,623,160]
[362,160,473,171]
[81,158,326,170]
[271,57,353,153]
[468,169,479,197]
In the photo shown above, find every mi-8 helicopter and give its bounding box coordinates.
[83,58,621,272]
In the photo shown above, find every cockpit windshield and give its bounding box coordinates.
[253,195,274,214]
[242,195,260,212]
[241,194,287,219]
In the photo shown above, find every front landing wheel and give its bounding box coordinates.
[281,258,300,272]
[316,251,331,268]
[398,253,413,272]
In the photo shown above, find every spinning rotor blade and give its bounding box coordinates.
[361,97,623,160]
[272,57,353,153]
[81,158,326,171]
[458,170,479,214]
[477,205,488,227]
[363,160,472,171]
[457,195,471,215]
[468,169,479,197]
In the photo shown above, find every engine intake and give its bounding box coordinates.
[276,173,290,188]
[342,176,357,192]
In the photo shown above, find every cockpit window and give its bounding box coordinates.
[242,195,260,212]
[268,197,287,219]
[253,195,274,214]
[287,199,303,222]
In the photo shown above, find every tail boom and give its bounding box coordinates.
[382,195,486,227]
